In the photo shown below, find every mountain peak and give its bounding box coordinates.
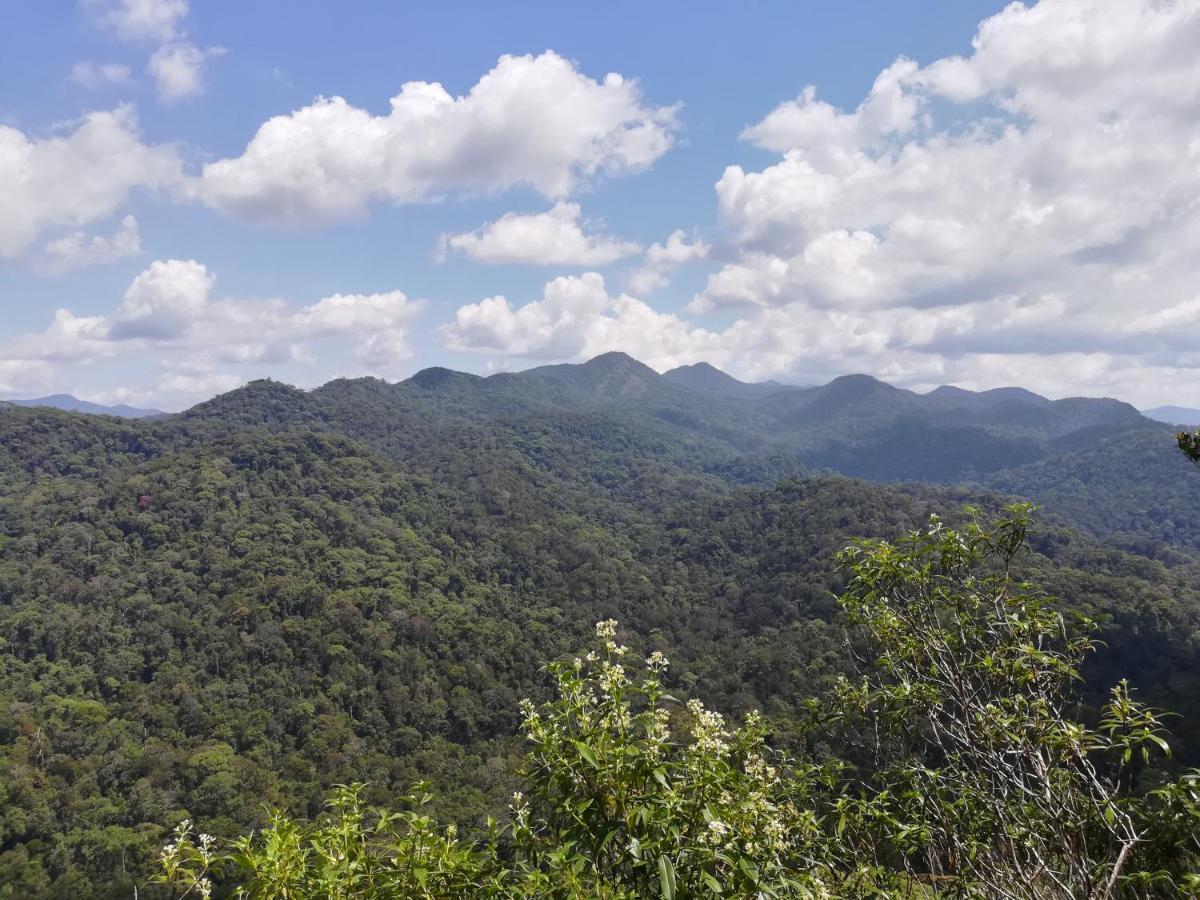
[979,386,1050,404]
[664,361,797,400]
[582,351,657,375]
[824,374,897,395]
[521,352,660,398]
[181,379,313,425]
[927,385,975,398]
[409,367,483,390]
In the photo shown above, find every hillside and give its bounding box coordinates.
[174,356,1193,550]
[3,360,1200,895]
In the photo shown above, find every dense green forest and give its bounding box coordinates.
[2,355,1199,896]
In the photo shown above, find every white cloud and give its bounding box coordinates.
[83,0,221,105]
[39,214,141,274]
[77,371,247,410]
[678,0,1200,404]
[0,360,56,396]
[194,52,679,226]
[440,202,641,266]
[0,260,425,402]
[442,272,725,371]
[437,270,1200,407]
[627,229,709,294]
[0,107,180,259]
[113,257,215,337]
[444,272,612,358]
[85,0,189,42]
[742,57,923,156]
[69,60,134,89]
[147,41,223,102]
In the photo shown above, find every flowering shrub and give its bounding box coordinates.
[511,619,834,897]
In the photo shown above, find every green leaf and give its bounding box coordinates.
[702,871,724,893]
[737,855,759,884]
[574,740,600,769]
[658,854,677,900]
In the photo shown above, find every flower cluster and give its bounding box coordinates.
[158,818,214,899]
[687,698,731,757]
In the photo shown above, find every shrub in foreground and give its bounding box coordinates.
[160,508,1200,898]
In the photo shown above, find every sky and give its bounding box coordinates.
[2,0,1199,411]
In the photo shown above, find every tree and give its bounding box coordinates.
[158,509,1200,898]
[833,504,1188,898]
[1179,431,1200,465]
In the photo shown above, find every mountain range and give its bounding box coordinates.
[4,393,163,418]
[6,355,1187,551]
[3,352,1199,896]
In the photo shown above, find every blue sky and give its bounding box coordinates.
[2,0,1198,410]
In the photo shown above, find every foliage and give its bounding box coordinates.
[833,505,1185,897]
[1178,431,1200,465]
[158,512,1200,898]
[4,360,1200,896]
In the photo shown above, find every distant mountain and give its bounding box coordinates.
[523,351,663,398]
[7,393,163,418]
[663,361,796,399]
[1143,405,1200,426]
[169,354,1185,546]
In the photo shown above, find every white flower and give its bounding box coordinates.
[595,619,618,640]
[706,818,730,844]
[647,650,669,670]
[649,707,671,743]
[687,699,731,755]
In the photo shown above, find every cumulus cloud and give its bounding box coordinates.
[627,229,709,294]
[194,52,679,226]
[69,60,134,89]
[112,258,215,338]
[83,0,221,104]
[742,57,923,156]
[0,360,56,397]
[437,273,1200,408]
[442,272,725,371]
[38,214,141,274]
[84,0,189,43]
[0,259,424,403]
[440,202,641,266]
[678,0,1200,404]
[148,41,223,102]
[0,107,180,259]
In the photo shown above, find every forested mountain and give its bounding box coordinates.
[662,361,797,399]
[182,353,1193,549]
[2,355,1198,896]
